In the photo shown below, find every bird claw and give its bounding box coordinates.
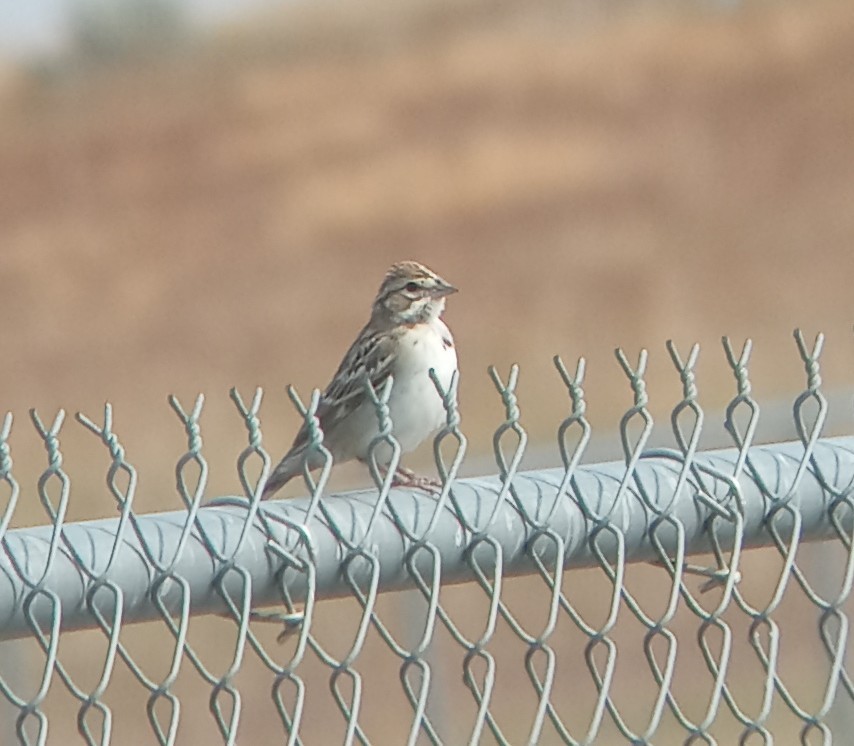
[390,466,443,494]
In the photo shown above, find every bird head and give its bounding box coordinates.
[372,261,457,326]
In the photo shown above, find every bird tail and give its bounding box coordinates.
[261,448,305,500]
[262,441,331,499]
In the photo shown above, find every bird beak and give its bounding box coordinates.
[433,282,458,298]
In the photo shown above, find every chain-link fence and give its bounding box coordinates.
[1,332,853,744]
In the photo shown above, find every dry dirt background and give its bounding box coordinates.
[1,0,854,742]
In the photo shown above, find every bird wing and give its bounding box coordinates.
[261,326,398,498]
[290,326,398,451]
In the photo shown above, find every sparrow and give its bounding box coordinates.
[261,261,458,499]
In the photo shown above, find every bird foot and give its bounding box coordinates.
[390,466,443,494]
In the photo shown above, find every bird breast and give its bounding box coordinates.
[386,320,457,452]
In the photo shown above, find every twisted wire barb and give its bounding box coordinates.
[0,413,19,543]
[1,335,854,745]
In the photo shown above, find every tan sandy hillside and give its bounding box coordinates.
[0,0,851,505]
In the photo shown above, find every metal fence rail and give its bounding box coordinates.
[1,333,853,745]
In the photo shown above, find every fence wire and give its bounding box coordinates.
[1,332,854,745]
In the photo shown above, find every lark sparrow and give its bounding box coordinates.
[262,261,458,499]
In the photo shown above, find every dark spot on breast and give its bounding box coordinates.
[442,336,453,350]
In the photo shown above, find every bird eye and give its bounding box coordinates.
[405,281,419,292]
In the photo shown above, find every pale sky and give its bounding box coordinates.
[0,0,281,60]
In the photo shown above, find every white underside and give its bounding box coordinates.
[328,320,457,464]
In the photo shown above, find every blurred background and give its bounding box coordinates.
[2,0,854,742]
